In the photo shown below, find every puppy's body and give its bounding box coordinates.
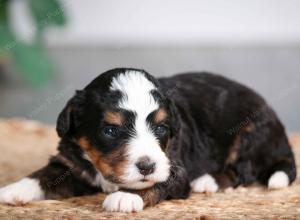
[0,69,296,212]
[159,73,296,187]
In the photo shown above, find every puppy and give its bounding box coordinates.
[0,68,296,212]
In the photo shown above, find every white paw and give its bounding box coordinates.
[268,171,289,189]
[0,178,44,205]
[190,174,219,193]
[102,191,144,212]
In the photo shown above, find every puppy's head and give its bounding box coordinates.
[57,68,177,189]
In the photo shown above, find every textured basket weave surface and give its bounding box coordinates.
[0,119,299,219]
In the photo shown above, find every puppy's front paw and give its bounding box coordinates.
[102,191,144,212]
[190,174,219,193]
[0,178,44,205]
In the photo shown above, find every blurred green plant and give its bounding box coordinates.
[0,0,66,86]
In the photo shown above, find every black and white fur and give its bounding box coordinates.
[0,68,296,212]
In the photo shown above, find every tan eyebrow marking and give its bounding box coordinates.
[104,111,123,125]
[154,108,168,124]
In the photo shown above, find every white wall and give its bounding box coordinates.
[11,0,300,47]
[5,0,300,131]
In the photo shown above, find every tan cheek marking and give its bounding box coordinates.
[104,111,123,125]
[78,138,113,176]
[154,108,168,124]
[78,137,128,180]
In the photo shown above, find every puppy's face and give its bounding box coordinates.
[58,69,173,189]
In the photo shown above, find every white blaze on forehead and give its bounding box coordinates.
[110,70,159,113]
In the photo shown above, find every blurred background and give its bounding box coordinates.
[0,0,299,132]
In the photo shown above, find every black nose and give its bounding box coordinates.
[135,157,156,176]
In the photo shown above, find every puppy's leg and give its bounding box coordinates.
[0,177,44,205]
[102,163,191,212]
[225,116,297,189]
[0,157,99,205]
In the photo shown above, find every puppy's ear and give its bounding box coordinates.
[56,90,85,138]
[56,102,73,138]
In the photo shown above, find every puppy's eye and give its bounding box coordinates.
[154,125,169,137]
[103,126,120,138]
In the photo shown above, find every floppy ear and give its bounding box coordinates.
[56,90,85,138]
[56,102,73,138]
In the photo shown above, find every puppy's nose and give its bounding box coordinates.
[135,156,156,176]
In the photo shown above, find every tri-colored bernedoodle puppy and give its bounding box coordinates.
[0,68,296,212]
